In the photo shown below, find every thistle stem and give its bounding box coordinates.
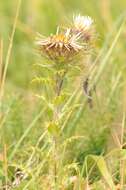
[53,71,65,189]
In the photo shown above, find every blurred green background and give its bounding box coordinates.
[0,0,126,188]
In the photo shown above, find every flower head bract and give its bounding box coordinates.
[37,28,83,63]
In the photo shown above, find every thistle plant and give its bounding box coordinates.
[72,15,95,43]
[35,14,95,188]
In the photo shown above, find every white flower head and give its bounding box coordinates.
[73,14,94,30]
[36,27,83,63]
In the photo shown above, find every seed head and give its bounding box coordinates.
[36,28,83,63]
[73,15,93,30]
[72,14,95,42]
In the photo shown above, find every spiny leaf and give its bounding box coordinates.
[31,77,52,84]
[35,94,54,110]
[53,93,69,106]
[47,122,60,136]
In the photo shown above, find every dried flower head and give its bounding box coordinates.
[72,14,95,42]
[36,14,96,65]
[37,28,83,63]
[73,15,93,30]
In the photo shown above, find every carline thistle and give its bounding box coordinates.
[36,14,95,64]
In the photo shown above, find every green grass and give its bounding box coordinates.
[0,0,126,189]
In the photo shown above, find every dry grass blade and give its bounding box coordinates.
[0,0,22,99]
[107,72,122,105]
[3,143,8,189]
[120,112,125,189]
[92,20,125,87]
[0,39,3,123]
[9,108,46,160]
[0,39,3,87]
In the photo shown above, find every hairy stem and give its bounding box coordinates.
[53,71,65,189]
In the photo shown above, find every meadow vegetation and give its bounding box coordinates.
[0,0,126,189]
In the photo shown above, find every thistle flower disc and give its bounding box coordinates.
[37,28,83,63]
